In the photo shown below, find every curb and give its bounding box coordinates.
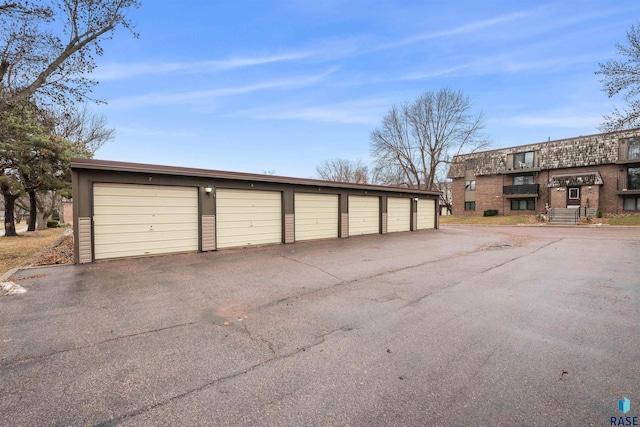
[0,227,74,282]
[1,263,73,282]
[0,267,21,282]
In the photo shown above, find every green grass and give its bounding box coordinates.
[440,215,534,225]
[607,215,640,226]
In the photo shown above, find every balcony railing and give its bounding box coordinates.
[503,184,539,195]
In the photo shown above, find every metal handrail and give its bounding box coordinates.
[548,208,579,224]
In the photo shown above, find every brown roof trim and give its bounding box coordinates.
[70,158,441,196]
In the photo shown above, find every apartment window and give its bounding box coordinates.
[628,167,640,190]
[511,199,535,210]
[623,197,640,211]
[629,138,640,160]
[514,151,534,169]
[513,175,534,185]
[464,201,476,210]
[465,180,476,191]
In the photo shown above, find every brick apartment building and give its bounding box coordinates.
[447,128,640,217]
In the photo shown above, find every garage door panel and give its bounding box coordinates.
[93,205,198,216]
[216,189,282,248]
[94,185,195,198]
[216,213,281,222]
[93,183,198,260]
[93,215,196,227]
[94,198,197,209]
[94,222,198,234]
[216,218,282,227]
[215,224,282,236]
[217,235,282,248]
[387,197,411,232]
[295,193,339,241]
[295,218,336,226]
[94,229,198,246]
[348,196,380,235]
[417,199,435,229]
[96,240,198,259]
[216,199,281,208]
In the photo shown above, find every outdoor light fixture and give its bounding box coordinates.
[205,185,212,194]
[414,197,419,201]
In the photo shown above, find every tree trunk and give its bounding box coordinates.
[36,211,48,230]
[27,190,37,231]
[58,198,65,223]
[2,186,19,237]
[35,191,56,230]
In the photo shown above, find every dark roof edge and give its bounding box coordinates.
[453,127,640,159]
[70,158,441,196]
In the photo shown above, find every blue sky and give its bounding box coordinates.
[90,0,640,178]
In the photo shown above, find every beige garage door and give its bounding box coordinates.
[348,196,380,235]
[417,199,436,229]
[93,183,199,260]
[295,193,339,241]
[387,197,411,232]
[216,189,282,248]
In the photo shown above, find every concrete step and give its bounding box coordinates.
[549,208,579,224]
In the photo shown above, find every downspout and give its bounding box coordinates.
[502,174,505,215]
[546,137,550,212]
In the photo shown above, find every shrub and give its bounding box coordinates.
[483,209,498,217]
[52,210,60,221]
[47,219,60,228]
[596,210,603,218]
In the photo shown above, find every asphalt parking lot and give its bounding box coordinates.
[1,225,639,426]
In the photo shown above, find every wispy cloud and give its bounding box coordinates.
[395,48,607,83]
[227,96,401,124]
[370,11,531,52]
[94,10,535,82]
[108,68,337,108]
[93,51,315,80]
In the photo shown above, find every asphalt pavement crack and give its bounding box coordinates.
[94,326,355,427]
[481,238,562,274]
[266,386,304,405]
[253,253,458,313]
[241,323,276,357]
[402,238,563,309]
[0,322,195,368]
[280,255,345,282]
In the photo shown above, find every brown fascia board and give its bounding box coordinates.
[451,127,640,161]
[70,158,441,196]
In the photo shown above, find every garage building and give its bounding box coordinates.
[72,159,440,264]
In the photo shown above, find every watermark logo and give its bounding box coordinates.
[611,397,638,426]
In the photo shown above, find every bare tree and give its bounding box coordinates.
[0,1,51,17]
[597,23,640,132]
[0,0,140,113]
[54,104,115,155]
[316,158,370,184]
[370,89,488,190]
